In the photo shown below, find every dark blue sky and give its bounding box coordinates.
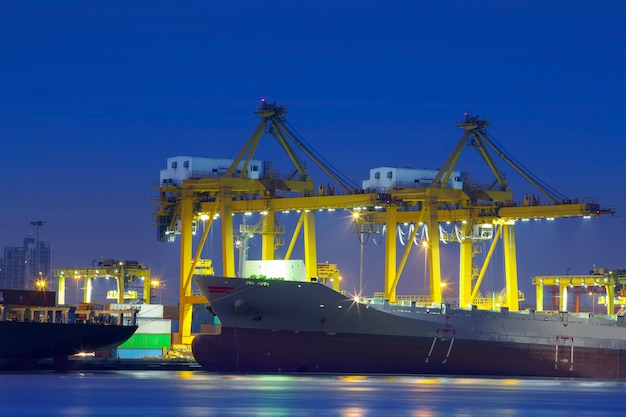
[1,1,625,303]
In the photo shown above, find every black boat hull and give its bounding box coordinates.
[0,320,138,359]
[192,327,626,378]
[192,276,626,378]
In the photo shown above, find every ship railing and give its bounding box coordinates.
[75,308,138,326]
[0,303,137,326]
[370,293,434,305]
[497,309,625,328]
[396,295,434,304]
[1,304,75,324]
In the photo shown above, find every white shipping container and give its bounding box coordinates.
[110,304,164,319]
[244,260,306,281]
[136,318,172,334]
[136,304,164,318]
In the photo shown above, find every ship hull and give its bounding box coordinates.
[0,321,137,360]
[192,276,626,378]
[193,328,626,378]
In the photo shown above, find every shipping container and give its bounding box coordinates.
[0,289,56,306]
[118,333,171,349]
[117,348,163,359]
[136,318,171,334]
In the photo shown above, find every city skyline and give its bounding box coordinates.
[0,232,52,291]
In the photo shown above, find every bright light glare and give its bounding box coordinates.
[73,352,95,357]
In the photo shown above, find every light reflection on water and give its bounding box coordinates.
[0,371,624,416]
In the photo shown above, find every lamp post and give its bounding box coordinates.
[151,279,162,304]
[440,281,448,302]
[352,210,364,296]
[589,290,596,314]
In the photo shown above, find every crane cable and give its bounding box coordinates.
[279,120,361,191]
[483,130,568,201]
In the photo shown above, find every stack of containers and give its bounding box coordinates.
[113,304,172,359]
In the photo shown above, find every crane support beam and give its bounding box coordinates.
[362,202,602,225]
[303,210,317,281]
[420,194,444,304]
[536,282,544,312]
[469,133,510,191]
[430,130,470,189]
[458,222,474,308]
[226,118,266,178]
[390,187,467,203]
[219,191,236,278]
[199,193,383,214]
[285,213,305,260]
[470,225,504,302]
[384,206,398,301]
[268,119,309,178]
[391,213,425,293]
[179,193,194,345]
[503,224,519,311]
[186,209,216,290]
[261,212,276,260]
[183,177,267,195]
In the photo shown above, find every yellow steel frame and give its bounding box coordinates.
[55,264,151,305]
[532,273,625,314]
[156,109,613,345]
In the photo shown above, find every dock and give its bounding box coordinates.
[0,357,203,372]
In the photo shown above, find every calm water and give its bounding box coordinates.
[0,371,623,416]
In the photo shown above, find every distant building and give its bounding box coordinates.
[361,167,465,192]
[0,237,52,290]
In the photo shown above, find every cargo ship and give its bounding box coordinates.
[0,289,138,368]
[192,275,626,378]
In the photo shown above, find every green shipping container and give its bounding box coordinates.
[118,333,171,349]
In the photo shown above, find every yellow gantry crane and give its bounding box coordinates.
[358,114,613,310]
[55,259,152,305]
[155,104,613,345]
[156,100,382,344]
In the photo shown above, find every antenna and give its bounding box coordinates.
[30,220,46,285]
